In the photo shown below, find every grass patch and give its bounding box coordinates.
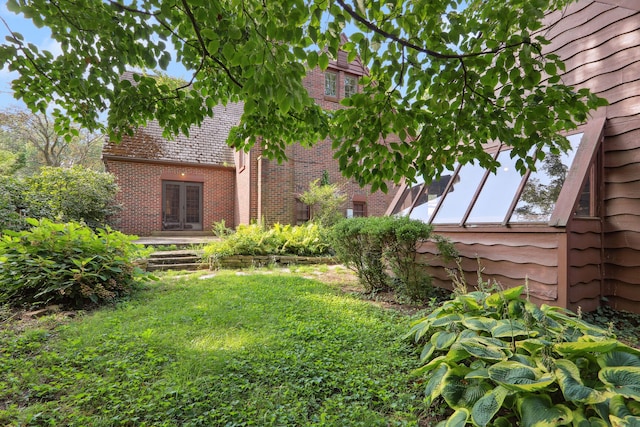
[1,270,423,426]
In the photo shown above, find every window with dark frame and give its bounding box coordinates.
[353,201,367,217]
[296,199,310,225]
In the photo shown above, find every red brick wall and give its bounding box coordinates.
[104,159,235,236]
[246,63,399,224]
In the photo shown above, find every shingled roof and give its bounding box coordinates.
[103,101,243,166]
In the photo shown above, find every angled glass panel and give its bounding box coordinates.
[391,175,425,216]
[466,150,524,223]
[409,166,456,222]
[431,163,486,224]
[510,133,583,223]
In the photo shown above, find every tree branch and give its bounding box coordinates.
[335,0,534,60]
[179,0,243,89]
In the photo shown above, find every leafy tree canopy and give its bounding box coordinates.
[0,0,606,191]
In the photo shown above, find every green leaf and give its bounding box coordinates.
[471,386,509,427]
[598,351,640,368]
[441,372,491,410]
[424,363,449,406]
[489,361,555,392]
[432,331,458,350]
[443,408,470,427]
[456,338,507,362]
[554,359,611,404]
[554,339,620,355]
[599,367,640,400]
[485,286,524,306]
[491,319,533,338]
[318,52,329,70]
[462,316,497,332]
[516,394,573,427]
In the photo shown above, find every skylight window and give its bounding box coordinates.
[388,113,605,228]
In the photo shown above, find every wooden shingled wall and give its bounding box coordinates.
[547,0,640,312]
[417,0,640,313]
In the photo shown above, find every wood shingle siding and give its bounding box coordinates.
[415,0,640,313]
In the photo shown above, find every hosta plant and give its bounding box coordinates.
[407,285,640,427]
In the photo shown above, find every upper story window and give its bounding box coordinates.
[344,75,358,97]
[325,72,337,97]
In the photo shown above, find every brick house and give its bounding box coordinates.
[103,53,398,235]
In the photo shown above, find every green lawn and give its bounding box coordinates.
[1,268,424,426]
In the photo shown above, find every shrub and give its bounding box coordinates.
[299,178,347,227]
[26,166,120,228]
[406,282,640,427]
[203,222,331,261]
[0,167,120,232]
[330,217,391,293]
[330,216,456,297]
[0,218,152,309]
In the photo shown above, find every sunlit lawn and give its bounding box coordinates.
[0,268,424,426]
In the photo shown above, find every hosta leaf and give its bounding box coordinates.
[441,373,492,410]
[491,319,534,338]
[600,367,640,400]
[457,339,507,362]
[598,351,640,368]
[555,359,611,404]
[485,286,524,307]
[420,342,435,363]
[465,368,490,379]
[455,293,484,310]
[609,415,640,427]
[516,394,573,427]
[554,339,620,355]
[629,401,640,416]
[462,316,497,332]
[571,407,609,427]
[471,385,509,427]
[518,338,553,355]
[412,355,447,376]
[611,395,635,418]
[432,331,458,350]
[431,313,463,327]
[441,408,470,427]
[489,361,555,392]
[424,363,449,406]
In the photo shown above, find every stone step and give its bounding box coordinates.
[147,262,208,272]
[146,249,208,272]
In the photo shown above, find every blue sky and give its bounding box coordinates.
[0,3,59,110]
[0,3,191,113]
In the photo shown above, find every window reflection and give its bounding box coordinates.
[431,163,485,224]
[510,133,583,223]
[466,150,523,223]
[391,175,425,216]
[410,168,456,222]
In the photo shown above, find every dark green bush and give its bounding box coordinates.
[330,216,456,298]
[0,166,120,232]
[330,217,391,293]
[0,218,152,309]
[407,283,640,426]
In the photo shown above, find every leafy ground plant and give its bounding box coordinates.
[406,285,640,426]
[0,270,422,426]
[0,218,152,309]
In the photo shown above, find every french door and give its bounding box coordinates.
[162,181,203,231]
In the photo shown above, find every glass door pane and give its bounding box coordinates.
[163,183,181,229]
[184,184,202,229]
